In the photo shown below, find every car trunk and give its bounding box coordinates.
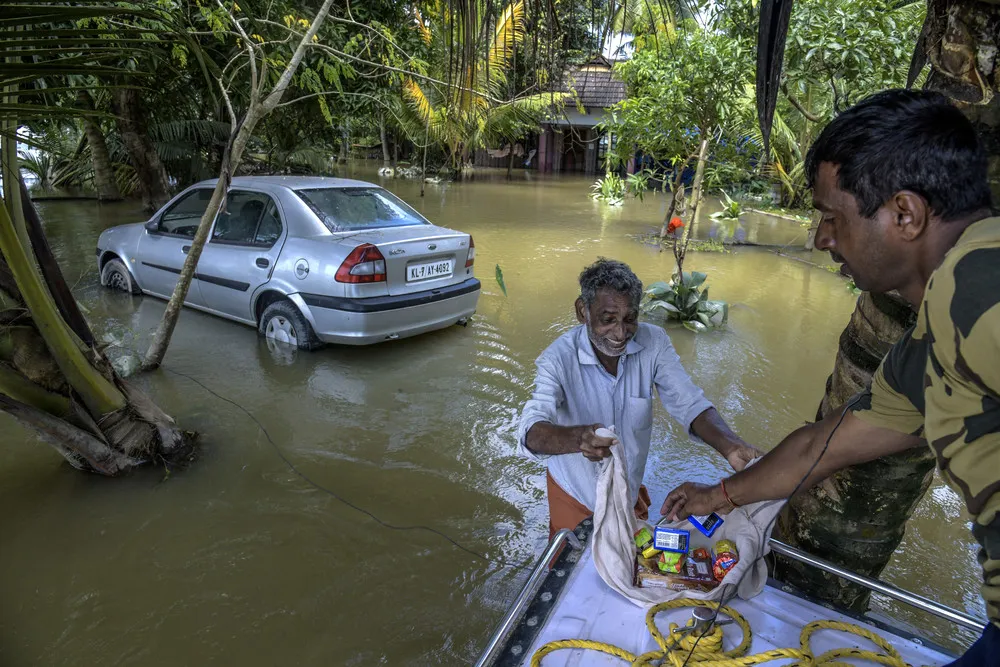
[347,225,472,296]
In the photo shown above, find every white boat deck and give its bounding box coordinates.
[519,544,955,666]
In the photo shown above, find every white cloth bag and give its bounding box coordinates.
[592,443,785,606]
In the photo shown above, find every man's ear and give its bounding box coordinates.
[885,190,930,242]
[575,297,586,324]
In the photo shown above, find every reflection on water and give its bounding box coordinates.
[0,167,980,665]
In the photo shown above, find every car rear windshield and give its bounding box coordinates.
[296,187,429,232]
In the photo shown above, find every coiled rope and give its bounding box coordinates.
[531,598,929,667]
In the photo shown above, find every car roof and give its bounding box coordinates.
[190,175,379,192]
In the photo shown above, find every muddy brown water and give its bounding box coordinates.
[0,166,983,664]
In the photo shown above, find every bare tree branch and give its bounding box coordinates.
[217,0,259,104]
[781,82,822,122]
[262,0,338,112]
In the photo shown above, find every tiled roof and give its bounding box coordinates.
[556,56,627,109]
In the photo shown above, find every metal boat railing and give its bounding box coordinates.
[475,531,987,667]
[767,538,985,632]
[474,528,581,667]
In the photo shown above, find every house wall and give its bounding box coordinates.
[546,107,610,128]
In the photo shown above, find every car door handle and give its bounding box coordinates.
[255,258,270,269]
[182,245,191,254]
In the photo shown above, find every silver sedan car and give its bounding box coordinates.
[96,176,480,349]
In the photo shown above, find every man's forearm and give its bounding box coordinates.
[724,407,916,506]
[724,420,831,505]
[524,422,586,455]
[691,408,746,457]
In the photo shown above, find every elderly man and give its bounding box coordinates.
[660,90,1000,665]
[518,258,760,536]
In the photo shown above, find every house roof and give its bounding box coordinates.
[556,55,626,109]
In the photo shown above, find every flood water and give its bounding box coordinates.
[0,166,984,664]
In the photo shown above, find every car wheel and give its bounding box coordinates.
[100,258,140,295]
[258,300,321,351]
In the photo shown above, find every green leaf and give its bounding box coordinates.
[645,281,671,297]
[683,320,707,333]
[683,271,708,288]
[696,312,711,327]
[648,300,680,314]
[495,264,507,297]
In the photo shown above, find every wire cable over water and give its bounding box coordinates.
[161,365,531,572]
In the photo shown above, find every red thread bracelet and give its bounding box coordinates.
[720,478,739,509]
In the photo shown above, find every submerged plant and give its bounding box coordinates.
[641,271,728,332]
[591,173,626,205]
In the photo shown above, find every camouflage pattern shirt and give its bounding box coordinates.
[852,216,1000,629]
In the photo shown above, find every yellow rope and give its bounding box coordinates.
[531,598,928,667]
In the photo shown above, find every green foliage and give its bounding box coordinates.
[783,0,925,111]
[710,190,742,221]
[641,272,729,332]
[604,21,753,170]
[626,169,652,201]
[399,0,557,172]
[591,173,625,205]
[495,264,508,297]
[591,169,654,206]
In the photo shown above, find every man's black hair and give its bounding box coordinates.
[805,89,992,221]
[579,258,643,309]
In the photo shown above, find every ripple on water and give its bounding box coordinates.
[0,175,980,665]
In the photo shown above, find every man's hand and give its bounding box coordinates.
[726,444,762,472]
[579,424,618,461]
[660,482,726,521]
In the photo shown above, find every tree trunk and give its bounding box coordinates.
[379,115,391,169]
[674,137,710,276]
[141,121,245,371]
[658,169,686,245]
[775,0,1000,611]
[110,88,171,212]
[773,292,932,610]
[339,126,349,163]
[77,91,122,202]
[0,137,192,474]
[142,0,337,371]
[919,0,999,206]
[393,130,399,167]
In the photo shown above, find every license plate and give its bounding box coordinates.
[407,260,452,282]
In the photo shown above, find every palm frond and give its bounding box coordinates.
[0,2,180,121]
[488,0,524,75]
[403,78,434,125]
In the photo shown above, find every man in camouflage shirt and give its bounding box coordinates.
[660,89,1000,664]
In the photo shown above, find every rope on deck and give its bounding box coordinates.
[530,598,932,667]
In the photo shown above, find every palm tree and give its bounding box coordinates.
[756,0,999,610]
[0,2,194,474]
[401,0,557,177]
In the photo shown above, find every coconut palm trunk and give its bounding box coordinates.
[0,135,192,474]
[762,0,999,609]
[110,87,171,212]
[773,292,932,609]
[77,90,122,202]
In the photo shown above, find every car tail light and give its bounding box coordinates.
[336,243,386,283]
[465,236,475,268]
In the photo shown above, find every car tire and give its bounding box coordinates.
[100,257,140,295]
[258,300,322,351]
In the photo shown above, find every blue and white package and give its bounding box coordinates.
[688,513,724,538]
[653,527,689,554]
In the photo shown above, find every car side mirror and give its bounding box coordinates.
[145,219,159,233]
